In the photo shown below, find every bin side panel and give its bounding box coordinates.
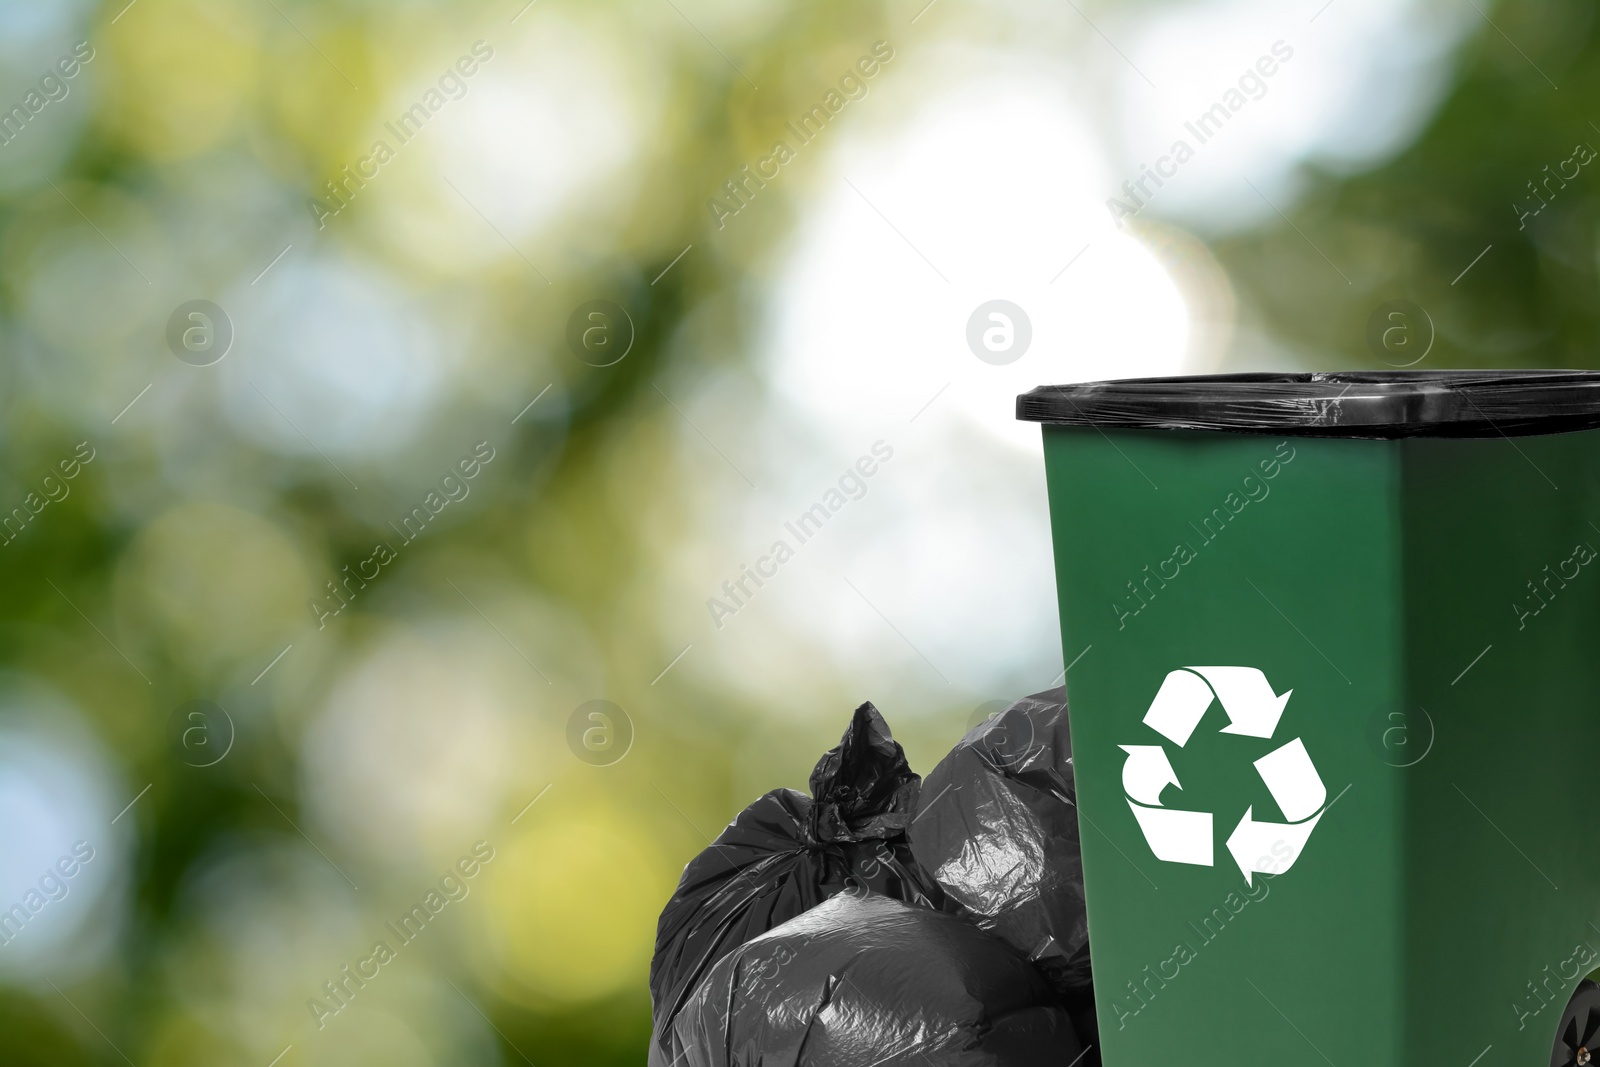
[1401,431,1600,1066]
[1041,427,1405,1067]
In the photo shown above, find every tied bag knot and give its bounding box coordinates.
[807,701,922,845]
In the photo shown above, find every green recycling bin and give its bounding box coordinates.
[1017,371,1600,1067]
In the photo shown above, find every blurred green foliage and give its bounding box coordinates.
[1213,0,1600,370]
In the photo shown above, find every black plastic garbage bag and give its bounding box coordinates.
[667,891,1083,1067]
[908,687,1093,1039]
[649,702,944,1066]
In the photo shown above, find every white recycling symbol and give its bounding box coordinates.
[1119,667,1326,885]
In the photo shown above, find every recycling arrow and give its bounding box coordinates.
[1191,667,1292,739]
[1225,738,1326,885]
[1226,807,1322,887]
[1142,668,1214,747]
[1252,737,1324,821]
[1118,744,1179,806]
[1144,667,1291,743]
[1120,667,1328,884]
[1129,802,1213,866]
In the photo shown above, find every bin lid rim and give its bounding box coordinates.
[1016,370,1600,438]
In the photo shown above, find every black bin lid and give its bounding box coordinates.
[1016,371,1600,439]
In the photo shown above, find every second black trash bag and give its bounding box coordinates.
[648,702,943,1067]
[667,892,1083,1067]
[908,687,1093,1032]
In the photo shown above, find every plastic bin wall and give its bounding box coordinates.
[1038,424,1600,1067]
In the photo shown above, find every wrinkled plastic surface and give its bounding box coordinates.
[666,892,1083,1067]
[649,703,943,1067]
[1016,371,1600,438]
[909,687,1092,1014]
